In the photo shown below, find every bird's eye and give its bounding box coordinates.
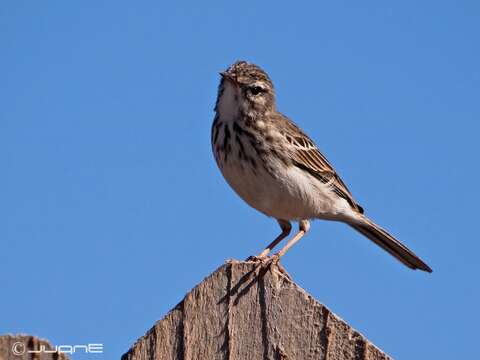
[249,86,264,95]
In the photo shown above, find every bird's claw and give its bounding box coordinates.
[245,254,268,262]
[245,253,291,279]
[246,254,280,267]
[269,254,280,266]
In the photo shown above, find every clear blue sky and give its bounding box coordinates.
[2,1,479,359]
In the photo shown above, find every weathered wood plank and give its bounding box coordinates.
[122,260,391,360]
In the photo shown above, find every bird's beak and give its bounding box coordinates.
[220,71,238,86]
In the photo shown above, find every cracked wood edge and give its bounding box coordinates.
[122,260,392,360]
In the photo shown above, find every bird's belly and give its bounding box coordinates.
[218,159,350,221]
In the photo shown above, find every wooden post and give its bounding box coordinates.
[122,260,391,360]
[0,335,70,360]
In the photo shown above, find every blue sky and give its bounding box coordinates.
[2,1,479,359]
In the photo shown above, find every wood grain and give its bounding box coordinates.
[122,260,391,360]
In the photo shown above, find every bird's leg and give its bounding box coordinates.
[256,220,292,258]
[273,219,310,260]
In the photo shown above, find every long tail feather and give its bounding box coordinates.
[350,216,432,272]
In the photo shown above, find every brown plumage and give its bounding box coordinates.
[212,60,432,273]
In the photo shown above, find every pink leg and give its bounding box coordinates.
[257,219,292,258]
[275,219,310,258]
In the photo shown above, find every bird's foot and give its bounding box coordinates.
[246,253,291,280]
[269,253,280,265]
[245,253,280,266]
[246,255,264,262]
[265,254,283,271]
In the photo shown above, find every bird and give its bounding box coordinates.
[211,60,432,273]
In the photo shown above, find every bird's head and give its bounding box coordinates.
[216,61,276,116]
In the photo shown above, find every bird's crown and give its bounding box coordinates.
[224,61,274,89]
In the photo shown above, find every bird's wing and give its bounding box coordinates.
[279,117,363,213]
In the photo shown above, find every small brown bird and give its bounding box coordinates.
[211,60,432,272]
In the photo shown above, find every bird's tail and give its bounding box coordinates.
[349,216,432,272]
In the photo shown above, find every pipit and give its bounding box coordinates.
[211,60,432,272]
